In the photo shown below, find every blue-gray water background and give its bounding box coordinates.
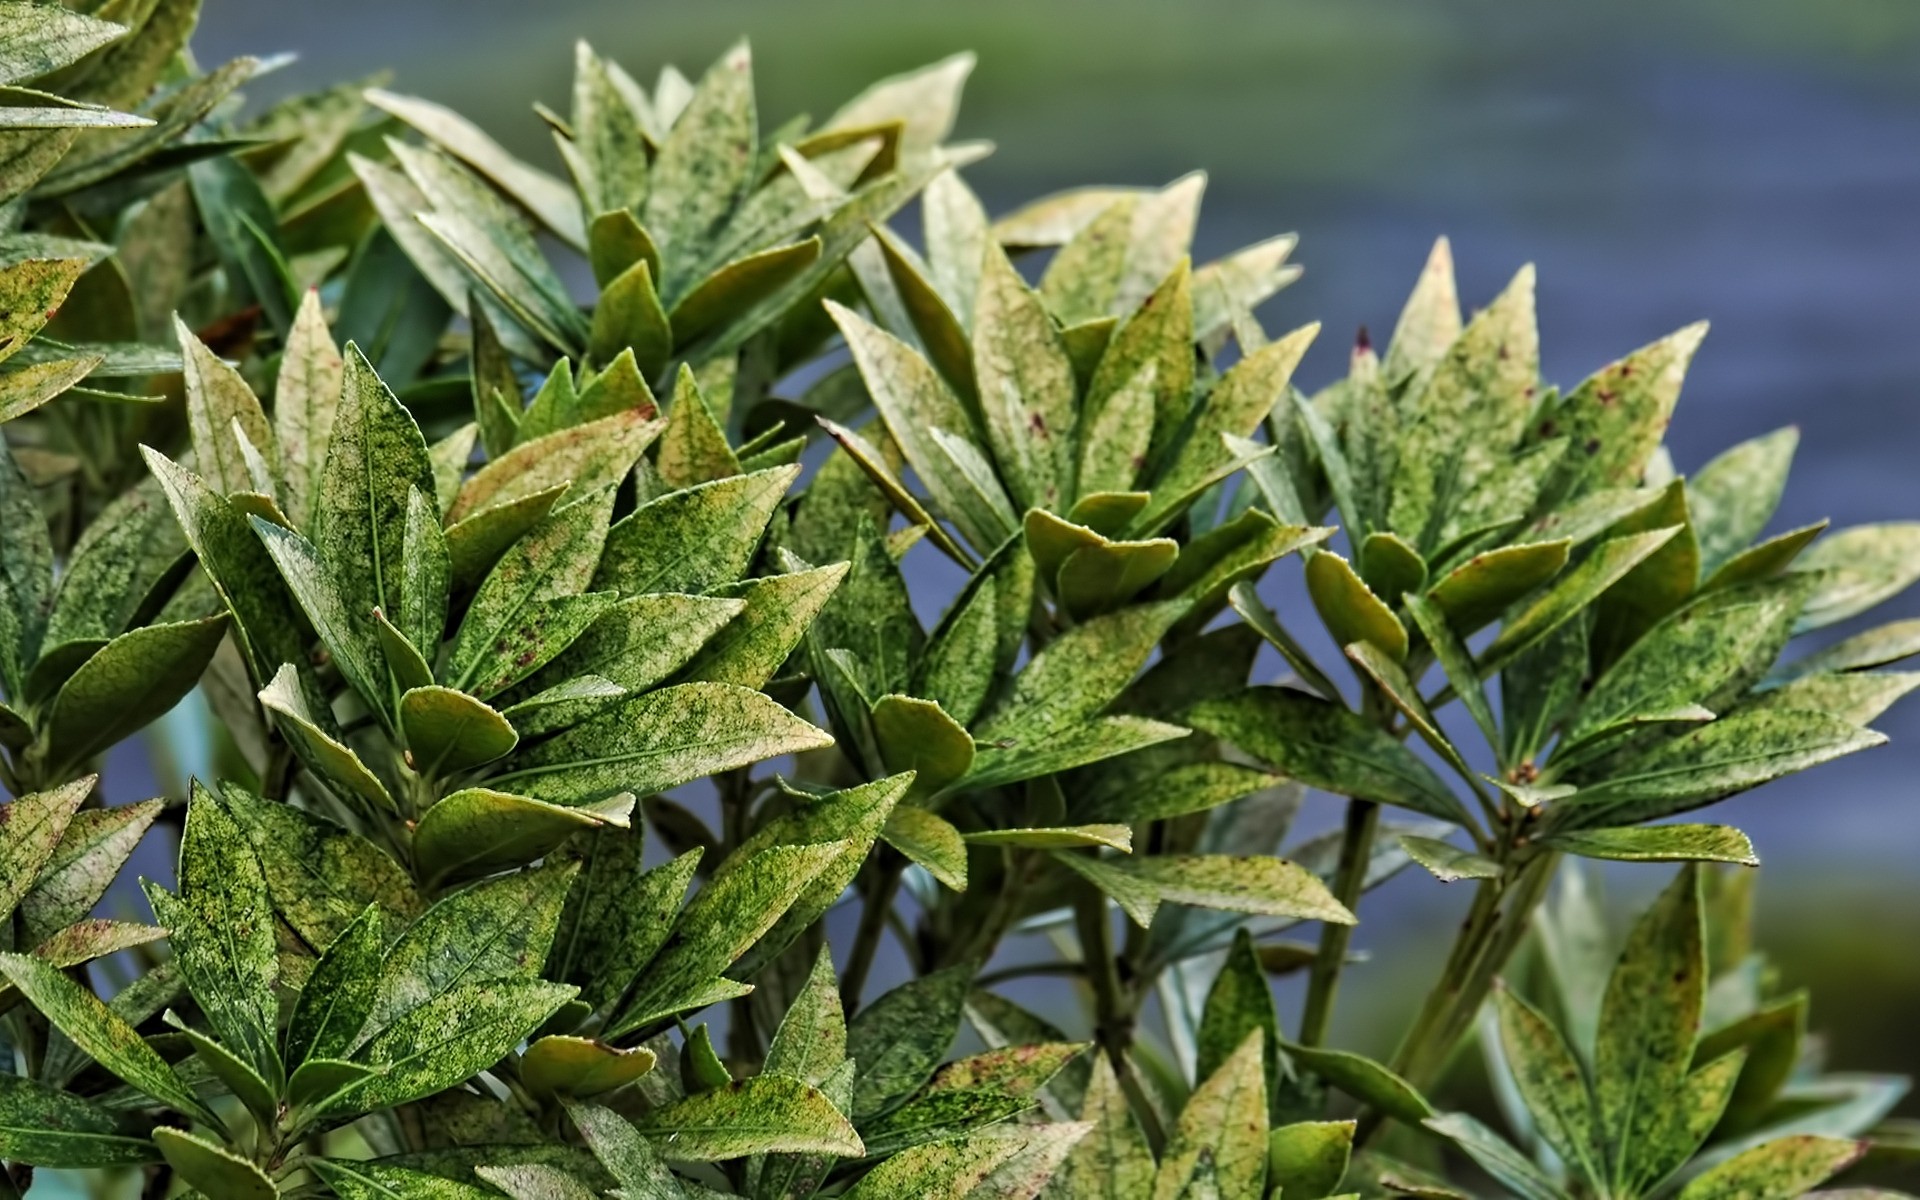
[58,5,1920,1178]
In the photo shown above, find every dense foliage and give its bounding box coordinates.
[3,4,1919,1197]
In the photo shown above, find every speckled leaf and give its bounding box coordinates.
[1307,551,1407,662]
[1492,984,1601,1181]
[0,258,85,369]
[1055,852,1353,929]
[1557,709,1883,829]
[1188,687,1466,823]
[38,480,175,657]
[258,662,397,815]
[847,962,973,1119]
[643,42,755,289]
[975,600,1184,742]
[567,41,649,215]
[656,364,740,489]
[869,694,972,798]
[354,860,577,1049]
[219,782,418,951]
[284,903,386,1066]
[548,833,700,1015]
[0,446,48,696]
[495,682,830,804]
[682,563,845,689]
[594,465,798,596]
[1399,835,1498,883]
[0,951,215,1124]
[310,1158,498,1199]
[1388,265,1538,550]
[341,977,577,1113]
[1744,670,1920,726]
[972,243,1079,510]
[1055,1054,1156,1200]
[859,1086,1032,1157]
[1480,528,1677,672]
[449,408,661,525]
[1590,479,1701,660]
[916,572,998,726]
[0,1070,158,1167]
[37,612,227,777]
[1075,358,1156,501]
[673,237,821,348]
[566,1101,686,1198]
[153,1127,276,1200]
[1688,427,1797,575]
[1701,520,1826,592]
[368,88,583,247]
[1541,323,1709,504]
[176,316,274,500]
[1568,579,1805,746]
[1675,1135,1864,1200]
[1544,824,1757,866]
[967,825,1130,851]
[1384,237,1463,383]
[476,1163,598,1200]
[15,799,159,946]
[1423,1113,1559,1200]
[1792,522,1920,632]
[1195,928,1279,1094]
[843,1129,1030,1198]
[959,714,1188,795]
[0,776,90,922]
[1424,536,1569,639]
[415,789,629,889]
[529,591,742,697]
[1153,1029,1268,1200]
[633,1073,862,1161]
[881,805,968,891]
[1594,866,1703,1194]
[610,840,847,1034]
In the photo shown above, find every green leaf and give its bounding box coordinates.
[1594,866,1703,1195]
[841,1129,1032,1198]
[967,825,1131,851]
[16,800,160,946]
[310,1158,500,1199]
[286,1058,379,1114]
[259,662,397,816]
[153,1127,277,1200]
[494,682,832,804]
[1153,1029,1269,1200]
[1197,928,1280,1094]
[1481,528,1679,672]
[642,42,755,286]
[475,1164,599,1200]
[1267,1121,1354,1200]
[567,1102,686,1199]
[959,714,1188,794]
[522,1035,656,1101]
[529,591,741,695]
[158,783,281,1081]
[566,42,649,215]
[1426,540,1572,635]
[673,237,822,348]
[1492,983,1602,1184]
[656,364,741,489]
[449,408,661,526]
[1675,1135,1864,1200]
[221,780,418,952]
[355,861,577,1048]
[611,840,849,1034]
[0,951,216,1125]
[1694,994,1807,1137]
[398,487,450,657]
[1053,852,1355,929]
[807,515,923,697]
[848,963,974,1120]
[764,945,847,1088]
[859,1086,1033,1157]
[414,788,631,889]
[0,776,91,922]
[1701,520,1826,592]
[1541,322,1710,504]
[0,4,126,84]
[632,1073,862,1161]
[1286,1043,1432,1126]
[1058,537,1181,621]
[1424,1113,1560,1200]
[1188,687,1467,823]
[874,694,974,798]
[1556,709,1883,830]
[547,833,697,1015]
[401,687,519,776]
[1387,265,1539,543]
[972,242,1077,511]
[40,475,188,656]
[1384,237,1463,383]
[1771,617,1920,683]
[0,1071,159,1168]
[1055,1053,1156,1199]
[1399,835,1498,883]
[1308,550,1407,662]
[882,804,969,891]
[0,443,51,699]
[1544,824,1757,866]
[976,600,1184,741]
[273,289,347,532]
[35,613,227,776]
[1793,522,1920,631]
[683,563,846,689]
[341,977,578,1113]
[1687,426,1797,576]
[594,465,799,596]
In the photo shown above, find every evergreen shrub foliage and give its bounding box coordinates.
[1,6,1916,1197]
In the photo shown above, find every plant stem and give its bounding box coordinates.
[840,859,903,1013]
[1298,798,1379,1046]
[1074,879,1167,1149]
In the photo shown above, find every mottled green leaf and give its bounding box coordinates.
[1399,835,1498,883]
[1154,1029,1268,1200]
[529,591,742,696]
[1544,824,1757,866]
[643,42,755,288]
[16,799,159,946]
[1188,686,1466,823]
[1383,237,1463,383]
[37,613,227,776]
[258,662,396,815]
[1492,983,1601,1182]
[842,1128,1031,1198]
[1054,852,1354,930]
[1793,522,1920,632]
[594,465,798,596]
[1054,1053,1155,1199]
[874,694,974,798]
[567,1101,685,1199]
[1426,540,1571,636]
[0,1071,158,1168]
[1675,1135,1863,1200]
[683,563,845,689]
[633,1073,862,1161]
[153,1127,276,1200]
[342,977,577,1113]
[449,408,661,526]
[1481,528,1678,672]
[848,963,974,1119]
[975,600,1183,742]
[881,804,968,891]
[1688,427,1797,575]
[414,788,630,889]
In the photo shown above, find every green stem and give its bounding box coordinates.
[1075,879,1167,1150]
[1298,798,1380,1046]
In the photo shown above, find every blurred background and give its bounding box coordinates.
[168,0,1920,1106]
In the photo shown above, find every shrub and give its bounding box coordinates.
[1,7,1916,1198]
